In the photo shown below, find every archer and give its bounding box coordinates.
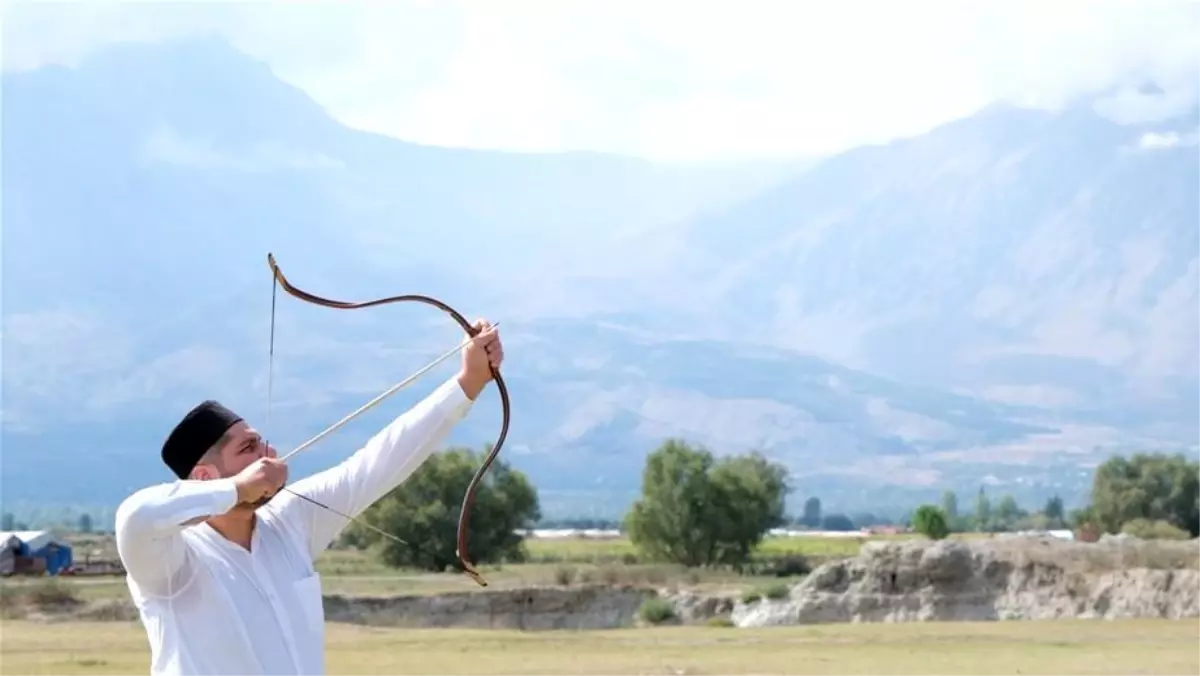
[113,321,503,676]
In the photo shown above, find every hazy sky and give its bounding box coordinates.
[3,0,1198,161]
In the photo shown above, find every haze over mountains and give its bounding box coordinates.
[3,38,1196,520]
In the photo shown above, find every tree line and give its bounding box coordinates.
[338,439,1196,574]
[339,438,795,572]
[910,452,1199,541]
[6,443,1193,570]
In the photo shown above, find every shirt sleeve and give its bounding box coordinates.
[114,477,240,598]
[276,376,475,558]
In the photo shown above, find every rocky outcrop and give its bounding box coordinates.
[322,584,657,630]
[654,589,738,624]
[732,535,1200,627]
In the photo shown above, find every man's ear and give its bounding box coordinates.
[189,464,219,481]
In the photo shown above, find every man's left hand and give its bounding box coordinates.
[457,319,503,400]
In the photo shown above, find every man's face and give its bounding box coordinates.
[193,421,276,480]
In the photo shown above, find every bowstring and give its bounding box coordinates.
[267,271,277,435]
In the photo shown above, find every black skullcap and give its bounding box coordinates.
[161,400,243,479]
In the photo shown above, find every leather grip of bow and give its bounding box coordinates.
[266,253,509,587]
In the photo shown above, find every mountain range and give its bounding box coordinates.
[3,38,1196,520]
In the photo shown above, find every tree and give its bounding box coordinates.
[1043,495,1065,528]
[974,487,992,532]
[1089,453,1199,536]
[78,513,93,534]
[912,505,950,540]
[625,439,789,567]
[625,439,717,567]
[347,446,541,571]
[994,494,1025,530]
[706,452,790,565]
[820,513,856,531]
[1,513,13,531]
[940,490,958,521]
[801,497,822,528]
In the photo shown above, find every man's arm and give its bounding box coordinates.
[279,375,475,557]
[114,478,240,597]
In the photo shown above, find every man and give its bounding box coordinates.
[115,321,503,675]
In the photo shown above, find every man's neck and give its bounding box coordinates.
[206,508,257,551]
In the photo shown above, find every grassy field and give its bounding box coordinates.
[67,531,892,567]
[520,532,887,562]
[34,532,892,601]
[21,530,1185,605]
[11,531,1194,605]
[5,534,1198,675]
[1,618,1196,675]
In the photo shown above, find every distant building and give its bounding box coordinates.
[0,530,74,576]
[0,534,21,575]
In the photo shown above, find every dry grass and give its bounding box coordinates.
[67,531,877,571]
[14,534,1190,605]
[0,579,83,618]
[10,533,1196,611]
[966,536,1200,572]
[521,533,879,562]
[0,563,777,617]
[0,618,1196,675]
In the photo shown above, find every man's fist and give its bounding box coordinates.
[233,457,288,506]
[458,319,503,400]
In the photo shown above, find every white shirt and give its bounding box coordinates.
[115,377,473,676]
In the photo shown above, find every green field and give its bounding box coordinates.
[519,532,901,561]
[39,532,891,600]
[1,618,1196,675]
[67,530,886,565]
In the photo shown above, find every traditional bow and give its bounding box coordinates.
[264,253,510,587]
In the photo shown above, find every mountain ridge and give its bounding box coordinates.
[649,94,1198,426]
[3,37,1196,518]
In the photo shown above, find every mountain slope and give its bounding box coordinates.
[657,98,1199,439]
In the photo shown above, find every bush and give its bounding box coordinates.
[762,581,790,599]
[706,615,735,627]
[740,581,789,604]
[1121,518,1193,541]
[553,565,576,585]
[912,505,950,540]
[637,598,676,625]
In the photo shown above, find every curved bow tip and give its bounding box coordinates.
[458,552,489,587]
[464,568,489,588]
[267,252,278,271]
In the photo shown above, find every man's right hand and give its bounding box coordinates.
[233,457,289,505]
